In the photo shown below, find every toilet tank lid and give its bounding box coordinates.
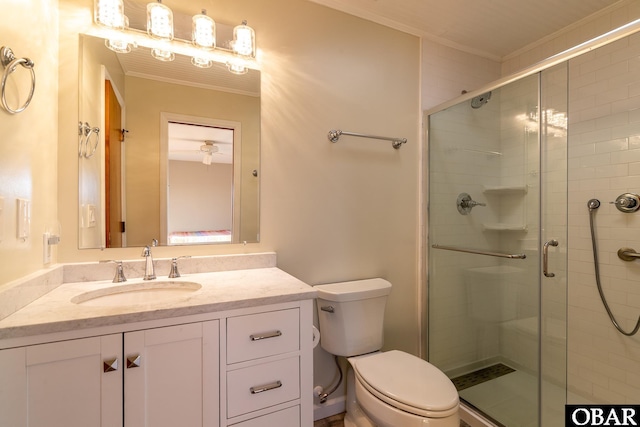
[314,278,391,302]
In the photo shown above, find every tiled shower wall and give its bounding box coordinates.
[567,31,640,404]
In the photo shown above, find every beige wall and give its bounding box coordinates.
[54,0,421,409]
[256,2,421,357]
[0,0,59,284]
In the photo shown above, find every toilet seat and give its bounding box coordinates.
[350,350,459,418]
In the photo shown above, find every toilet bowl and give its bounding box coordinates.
[348,351,459,427]
[315,279,459,427]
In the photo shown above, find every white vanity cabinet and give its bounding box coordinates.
[0,300,313,427]
[0,321,218,427]
[0,334,123,427]
[124,321,220,427]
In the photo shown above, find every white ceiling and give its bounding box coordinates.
[168,122,234,164]
[309,0,623,60]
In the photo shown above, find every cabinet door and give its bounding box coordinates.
[0,335,122,427]
[124,321,219,427]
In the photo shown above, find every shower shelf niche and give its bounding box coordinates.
[482,185,528,232]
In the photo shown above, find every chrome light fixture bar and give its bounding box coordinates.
[92,0,258,72]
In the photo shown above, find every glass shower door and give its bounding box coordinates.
[428,69,567,426]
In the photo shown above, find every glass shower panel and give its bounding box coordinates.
[428,74,541,426]
[540,63,568,427]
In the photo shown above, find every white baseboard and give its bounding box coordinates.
[313,395,346,421]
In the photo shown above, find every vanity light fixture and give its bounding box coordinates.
[191,10,216,68]
[92,0,258,73]
[147,0,174,61]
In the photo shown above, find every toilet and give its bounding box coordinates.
[315,278,459,427]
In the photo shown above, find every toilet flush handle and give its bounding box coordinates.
[320,306,334,313]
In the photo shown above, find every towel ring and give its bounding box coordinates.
[1,47,36,114]
[78,122,100,158]
[84,126,100,158]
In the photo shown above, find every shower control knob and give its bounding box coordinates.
[456,193,486,215]
[611,193,640,213]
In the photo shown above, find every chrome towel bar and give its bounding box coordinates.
[328,129,407,149]
[431,244,526,259]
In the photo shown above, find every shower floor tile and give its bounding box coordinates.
[459,370,564,427]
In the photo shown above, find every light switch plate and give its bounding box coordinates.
[16,198,30,240]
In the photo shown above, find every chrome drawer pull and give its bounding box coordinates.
[320,306,334,313]
[250,380,282,394]
[250,330,282,341]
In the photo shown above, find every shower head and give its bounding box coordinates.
[471,92,492,109]
[588,199,601,211]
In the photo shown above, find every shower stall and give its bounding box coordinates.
[426,21,640,426]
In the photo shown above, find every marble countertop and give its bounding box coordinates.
[0,267,316,340]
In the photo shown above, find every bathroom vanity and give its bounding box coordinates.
[0,255,315,427]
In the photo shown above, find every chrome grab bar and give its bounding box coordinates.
[431,244,526,259]
[543,240,559,277]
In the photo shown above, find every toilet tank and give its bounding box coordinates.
[315,278,391,357]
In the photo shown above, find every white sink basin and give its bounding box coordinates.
[71,281,202,307]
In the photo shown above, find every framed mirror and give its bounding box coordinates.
[77,27,260,249]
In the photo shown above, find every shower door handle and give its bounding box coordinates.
[543,240,559,278]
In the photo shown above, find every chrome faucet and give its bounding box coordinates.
[168,256,191,278]
[101,260,127,283]
[141,239,158,280]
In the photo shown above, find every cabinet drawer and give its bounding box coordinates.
[229,405,299,427]
[227,356,300,418]
[227,309,299,364]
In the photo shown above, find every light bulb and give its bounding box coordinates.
[191,56,213,68]
[232,21,255,58]
[151,48,175,62]
[227,61,248,75]
[105,39,134,53]
[147,0,173,41]
[95,0,125,29]
[192,10,216,49]
[203,152,213,165]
